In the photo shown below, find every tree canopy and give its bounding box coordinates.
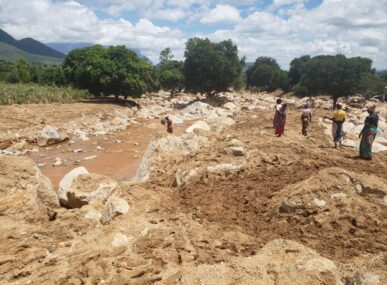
[158,49,184,96]
[246,56,289,92]
[183,38,244,96]
[63,45,159,98]
[292,55,375,105]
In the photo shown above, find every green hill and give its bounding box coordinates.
[0,42,63,65]
[0,28,65,59]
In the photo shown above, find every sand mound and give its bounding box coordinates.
[171,239,342,285]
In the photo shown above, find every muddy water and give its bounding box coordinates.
[27,119,189,187]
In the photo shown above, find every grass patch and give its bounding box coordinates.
[0,82,89,104]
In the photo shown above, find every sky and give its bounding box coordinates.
[0,0,386,69]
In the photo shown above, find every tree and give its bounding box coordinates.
[158,59,184,96]
[63,45,159,98]
[246,57,281,90]
[269,69,290,92]
[289,55,311,86]
[183,38,244,96]
[296,55,373,107]
[159,47,174,64]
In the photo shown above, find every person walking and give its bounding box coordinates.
[325,103,346,148]
[274,103,288,137]
[301,104,312,136]
[359,105,378,160]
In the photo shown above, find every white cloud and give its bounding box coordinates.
[272,0,306,7]
[208,0,387,69]
[200,4,241,24]
[0,0,185,62]
[0,0,386,68]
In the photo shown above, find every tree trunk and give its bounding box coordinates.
[332,96,338,109]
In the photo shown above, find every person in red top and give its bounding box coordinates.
[165,116,173,134]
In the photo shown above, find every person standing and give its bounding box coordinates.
[325,103,346,148]
[301,104,312,136]
[274,103,288,136]
[165,116,173,134]
[273,98,282,129]
[359,105,378,160]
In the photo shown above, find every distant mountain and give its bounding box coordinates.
[0,28,65,59]
[0,42,63,64]
[46,42,152,63]
[46,42,95,55]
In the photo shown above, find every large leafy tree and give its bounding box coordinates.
[296,55,373,107]
[289,55,311,86]
[246,56,289,92]
[158,49,184,96]
[183,38,244,96]
[63,45,159,98]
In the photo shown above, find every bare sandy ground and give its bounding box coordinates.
[0,94,386,284]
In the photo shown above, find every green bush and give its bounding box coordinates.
[0,82,88,105]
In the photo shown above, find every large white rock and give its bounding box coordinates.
[0,156,59,222]
[207,163,244,174]
[100,196,129,225]
[58,167,89,206]
[166,114,184,125]
[112,233,129,247]
[341,139,357,148]
[37,125,68,147]
[372,143,387,153]
[223,102,237,111]
[186,121,211,133]
[229,146,245,156]
[206,117,235,127]
[179,101,213,119]
[133,135,208,182]
[173,168,201,187]
[63,173,119,208]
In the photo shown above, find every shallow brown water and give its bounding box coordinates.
[27,119,189,187]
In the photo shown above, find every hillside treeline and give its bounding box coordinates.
[1,38,386,104]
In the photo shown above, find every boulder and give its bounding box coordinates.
[186,121,211,133]
[37,125,68,147]
[341,139,357,148]
[228,139,243,147]
[206,117,235,127]
[180,101,213,119]
[229,146,245,156]
[58,167,89,206]
[223,102,237,111]
[279,199,301,213]
[65,173,120,209]
[207,163,244,174]
[173,168,201,187]
[372,143,387,153]
[133,135,208,182]
[112,233,129,247]
[0,156,59,222]
[166,115,184,125]
[100,196,129,225]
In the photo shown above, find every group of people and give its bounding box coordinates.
[273,98,380,159]
[164,98,380,160]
